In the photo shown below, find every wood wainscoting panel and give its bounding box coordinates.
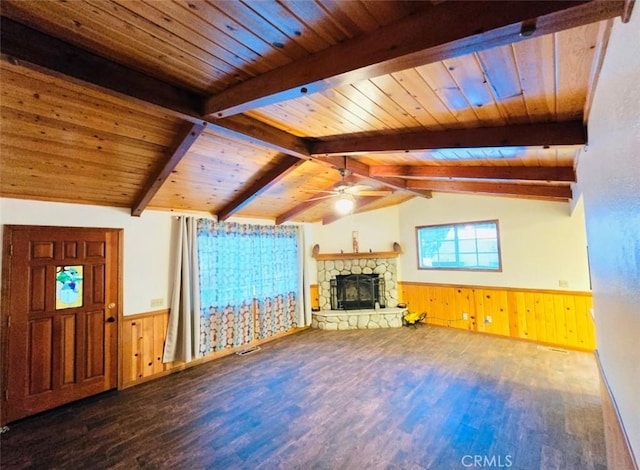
[310,284,319,310]
[120,309,175,388]
[119,308,307,388]
[398,282,594,351]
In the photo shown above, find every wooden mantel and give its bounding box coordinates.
[312,251,401,260]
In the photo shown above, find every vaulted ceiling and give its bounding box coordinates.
[0,1,634,223]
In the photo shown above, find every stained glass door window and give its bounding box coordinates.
[56,265,83,309]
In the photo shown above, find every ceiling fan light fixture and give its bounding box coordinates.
[335,194,355,214]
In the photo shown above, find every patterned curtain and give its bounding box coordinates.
[197,220,299,355]
[253,225,299,339]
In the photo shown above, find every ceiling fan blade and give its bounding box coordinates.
[305,194,337,202]
[303,189,337,194]
[355,190,394,196]
[342,183,372,193]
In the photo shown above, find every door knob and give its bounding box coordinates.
[108,302,116,309]
[106,317,116,323]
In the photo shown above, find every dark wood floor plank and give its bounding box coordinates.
[1,326,606,469]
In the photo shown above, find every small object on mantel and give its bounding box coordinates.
[312,244,320,256]
[369,248,372,253]
[393,242,401,252]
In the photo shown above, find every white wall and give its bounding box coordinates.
[307,206,401,284]
[0,198,178,316]
[578,12,640,464]
[0,189,593,317]
[306,197,590,292]
[0,198,309,316]
[397,192,591,291]
[310,205,400,254]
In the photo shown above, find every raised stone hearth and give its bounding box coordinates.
[311,307,407,330]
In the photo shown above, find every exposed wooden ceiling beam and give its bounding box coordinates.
[0,17,311,161]
[311,121,586,156]
[215,114,310,160]
[583,19,614,126]
[322,197,385,225]
[370,165,576,182]
[373,177,433,199]
[0,16,202,118]
[316,156,370,178]
[1,17,425,210]
[406,180,572,199]
[131,121,206,217]
[276,156,431,224]
[217,155,305,221]
[204,1,626,118]
[314,156,432,199]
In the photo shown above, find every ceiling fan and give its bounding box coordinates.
[307,162,393,214]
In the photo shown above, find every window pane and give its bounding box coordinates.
[478,253,500,268]
[457,225,477,239]
[421,256,434,267]
[459,253,478,267]
[416,220,500,271]
[438,240,456,254]
[435,226,455,240]
[458,239,477,252]
[477,239,497,252]
[437,252,456,263]
[476,225,497,238]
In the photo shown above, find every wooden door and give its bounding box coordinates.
[2,226,121,424]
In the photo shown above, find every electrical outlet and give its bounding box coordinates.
[558,280,569,288]
[485,315,492,324]
[462,312,468,320]
[150,298,164,308]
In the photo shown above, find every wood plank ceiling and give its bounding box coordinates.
[0,1,634,223]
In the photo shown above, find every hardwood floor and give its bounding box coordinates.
[1,326,606,469]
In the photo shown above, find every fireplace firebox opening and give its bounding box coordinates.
[330,274,386,310]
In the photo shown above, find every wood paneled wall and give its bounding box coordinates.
[310,284,319,309]
[120,309,306,388]
[120,282,593,387]
[399,282,595,351]
[120,309,178,387]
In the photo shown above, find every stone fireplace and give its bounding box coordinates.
[316,256,399,311]
[312,251,405,330]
